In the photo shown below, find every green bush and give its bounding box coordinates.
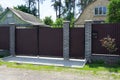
[43,16,53,26]
[117,61,120,66]
[91,60,105,64]
[107,0,120,23]
[0,50,10,58]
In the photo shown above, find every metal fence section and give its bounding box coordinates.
[38,27,63,57]
[70,28,85,59]
[0,27,9,50]
[0,26,85,59]
[92,23,120,55]
[15,28,38,56]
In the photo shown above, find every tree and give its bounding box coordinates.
[60,0,75,21]
[36,0,45,18]
[77,0,95,13]
[26,0,36,11]
[26,0,37,16]
[54,18,63,27]
[58,0,62,18]
[43,16,53,26]
[52,0,76,27]
[15,0,37,16]
[14,4,37,16]
[14,5,29,13]
[52,0,75,21]
[60,0,75,27]
[51,0,62,18]
[107,0,120,23]
[55,18,63,25]
[25,0,45,18]
[52,0,59,18]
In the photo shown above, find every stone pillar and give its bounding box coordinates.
[85,20,93,62]
[63,21,70,60]
[10,24,15,56]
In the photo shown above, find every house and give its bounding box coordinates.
[0,7,48,27]
[74,0,109,27]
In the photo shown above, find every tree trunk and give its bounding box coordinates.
[28,0,30,13]
[58,0,61,18]
[38,0,40,18]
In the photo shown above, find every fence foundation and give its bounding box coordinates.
[91,54,120,64]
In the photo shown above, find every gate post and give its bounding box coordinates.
[63,21,70,60]
[10,24,15,56]
[85,20,93,63]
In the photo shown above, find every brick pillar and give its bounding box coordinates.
[85,20,93,62]
[10,24,15,56]
[63,21,70,60]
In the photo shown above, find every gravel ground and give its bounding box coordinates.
[0,65,119,80]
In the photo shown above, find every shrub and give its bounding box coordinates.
[43,16,53,26]
[100,35,118,53]
[0,50,10,58]
[107,0,120,23]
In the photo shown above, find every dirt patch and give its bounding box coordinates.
[0,65,119,80]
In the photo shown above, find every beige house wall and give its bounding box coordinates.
[75,0,109,27]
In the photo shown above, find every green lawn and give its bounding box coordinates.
[0,60,120,80]
[0,60,120,72]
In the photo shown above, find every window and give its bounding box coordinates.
[7,13,13,18]
[95,6,107,15]
[103,7,107,14]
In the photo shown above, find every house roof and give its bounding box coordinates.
[75,0,110,25]
[75,0,97,24]
[6,7,49,27]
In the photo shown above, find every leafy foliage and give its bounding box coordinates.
[14,4,38,16]
[53,18,63,28]
[77,0,95,11]
[100,35,118,53]
[51,0,95,26]
[63,0,75,21]
[43,16,53,26]
[51,0,62,18]
[25,0,38,16]
[107,0,120,23]
[0,50,10,58]
[14,5,29,13]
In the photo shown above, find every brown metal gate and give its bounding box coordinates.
[15,27,63,57]
[15,27,85,58]
[70,28,85,59]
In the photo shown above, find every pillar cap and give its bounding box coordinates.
[9,23,15,25]
[85,20,93,22]
[63,21,70,23]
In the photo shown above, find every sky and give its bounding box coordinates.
[0,0,56,21]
